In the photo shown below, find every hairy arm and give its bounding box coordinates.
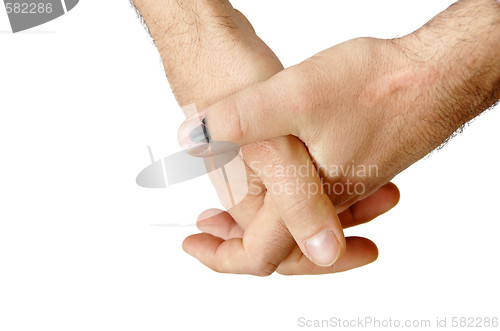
[395,0,500,152]
[130,0,235,52]
[130,0,272,107]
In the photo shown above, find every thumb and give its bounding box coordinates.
[246,136,347,267]
[177,71,300,151]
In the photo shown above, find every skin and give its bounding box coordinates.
[131,0,401,275]
[179,0,500,270]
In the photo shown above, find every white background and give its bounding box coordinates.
[1,1,499,330]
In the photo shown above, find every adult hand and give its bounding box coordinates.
[132,0,400,274]
[179,0,500,212]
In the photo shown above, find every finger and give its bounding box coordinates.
[183,200,295,276]
[177,68,303,150]
[196,209,244,240]
[277,237,379,275]
[197,182,400,239]
[188,182,398,275]
[339,182,400,229]
[183,206,378,276]
[248,136,346,267]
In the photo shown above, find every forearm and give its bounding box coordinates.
[397,0,500,150]
[131,0,235,43]
[130,0,241,105]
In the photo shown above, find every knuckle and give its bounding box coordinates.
[245,246,279,277]
[286,197,315,220]
[284,195,329,228]
[227,86,270,144]
[250,257,278,277]
[248,136,302,170]
[222,97,246,143]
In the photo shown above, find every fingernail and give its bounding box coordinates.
[304,230,341,267]
[178,116,211,150]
